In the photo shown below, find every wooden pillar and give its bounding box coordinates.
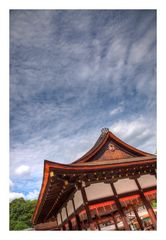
[65,206,72,230]
[72,197,83,230]
[75,214,82,230]
[97,218,101,231]
[80,186,94,230]
[131,204,144,230]
[111,213,119,230]
[94,213,101,230]
[60,211,65,230]
[71,198,79,230]
[135,178,156,229]
[95,208,101,230]
[110,183,130,230]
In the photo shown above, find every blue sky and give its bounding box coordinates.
[10,10,156,201]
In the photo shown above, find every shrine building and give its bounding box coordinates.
[32,128,157,231]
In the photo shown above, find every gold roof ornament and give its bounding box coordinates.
[101,128,109,134]
[50,171,55,177]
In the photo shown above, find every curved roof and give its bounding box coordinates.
[32,129,156,224]
[73,130,154,164]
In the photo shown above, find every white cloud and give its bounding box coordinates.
[9,189,39,202]
[111,116,156,153]
[25,189,39,200]
[9,192,25,202]
[15,165,30,176]
[128,28,155,65]
[110,106,124,116]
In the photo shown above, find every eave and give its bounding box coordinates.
[32,155,156,225]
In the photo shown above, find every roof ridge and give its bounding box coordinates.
[72,128,109,164]
[93,128,109,148]
[72,128,153,164]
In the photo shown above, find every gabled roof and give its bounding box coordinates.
[32,128,156,225]
[72,128,154,164]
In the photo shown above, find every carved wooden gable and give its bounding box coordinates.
[73,130,149,164]
[88,139,134,162]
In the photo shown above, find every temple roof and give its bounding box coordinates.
[32,129,156,225]
[72,128,154,164]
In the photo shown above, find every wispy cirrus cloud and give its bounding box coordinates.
[111,116,156,153]
[10,10,156,200]
[110,105,124,116]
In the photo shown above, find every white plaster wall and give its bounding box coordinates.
[67,200,74,216]
[114,178,138,194]
[73,190,83,209]
[85,182,114,201]
[57,213,61,226]
[61,207,67,221]
[138,174,156,189]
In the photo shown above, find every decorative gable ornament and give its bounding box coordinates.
[101,128,109,134]
[108,143,115,152]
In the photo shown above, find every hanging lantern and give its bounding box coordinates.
[64,180,69,186]
[50,171,55,177]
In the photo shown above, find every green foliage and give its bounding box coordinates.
[10,198,37,230]
[151,199,157,208]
